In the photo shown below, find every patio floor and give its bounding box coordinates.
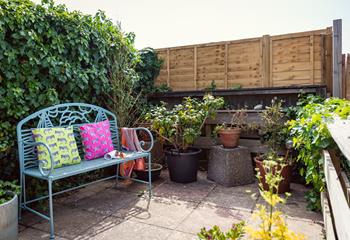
[19,170,324,240]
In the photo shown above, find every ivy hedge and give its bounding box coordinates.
[0,0,139,179]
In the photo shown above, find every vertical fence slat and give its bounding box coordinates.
[310,35,315,84]
[194,46,197,90]
[166,49,170,87]
[224,43,228,89]
[261,35,270,87]
[269,38,273,87]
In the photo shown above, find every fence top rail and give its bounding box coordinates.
[156,28,332,51]
[149,85,327,98]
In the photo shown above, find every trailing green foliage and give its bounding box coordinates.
[0,0,138,178]
[134,47,169,96]
[0,180,20,204]
[288,95,350,210]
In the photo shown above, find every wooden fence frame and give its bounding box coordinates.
[156,28,333,91]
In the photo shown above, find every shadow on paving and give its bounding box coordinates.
[19,170,323,240]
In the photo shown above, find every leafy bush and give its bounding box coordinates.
[134,47,169,96]
[0,180,20,204]
[146,95,224,151]
[288,96,350,210]
[0,0,138,178]
[198,222,245,240]
[259,100,288,153]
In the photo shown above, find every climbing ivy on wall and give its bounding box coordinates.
[0,0,139,178]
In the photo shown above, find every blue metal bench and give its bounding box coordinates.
[17,103,154,239]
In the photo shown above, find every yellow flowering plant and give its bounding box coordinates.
[245,158,305,240]
[198,154,306,240]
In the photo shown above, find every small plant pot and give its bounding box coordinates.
[133,163,163,182]
[255,158,292,194]
[0,194,18,240]
[165,147,202,183]
[219,128,241,148]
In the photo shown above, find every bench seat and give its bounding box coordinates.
[24,151,149,181]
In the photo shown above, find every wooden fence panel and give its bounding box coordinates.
[344,54,350,99]
[155,28,332,91]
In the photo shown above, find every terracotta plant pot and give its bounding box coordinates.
[255,158,292,194]
[219,128,241,148]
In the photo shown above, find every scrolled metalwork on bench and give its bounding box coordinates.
[23,141,55,177]
[133,127,154,153]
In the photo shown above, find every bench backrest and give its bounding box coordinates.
[17,103,119,172]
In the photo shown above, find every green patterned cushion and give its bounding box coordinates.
[32,127,81,169]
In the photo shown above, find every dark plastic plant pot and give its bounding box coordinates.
[165,147,202,183]
[133,163,163,182]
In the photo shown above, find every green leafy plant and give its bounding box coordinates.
[0,180,20,204]
[145,95,224,151]
[0,0,138,179]
[198,222,245,240]
[288,96,350,210]
[259,99,288,155]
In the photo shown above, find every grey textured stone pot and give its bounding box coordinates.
[0,194,18,240]
[208,145,254,187]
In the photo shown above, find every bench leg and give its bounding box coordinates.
[148,154,152,198]
[48,179,55,240]
[19,173,24,220]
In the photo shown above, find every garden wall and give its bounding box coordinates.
[155,28,333,91]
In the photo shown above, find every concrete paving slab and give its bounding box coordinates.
[167,231,197,240]
[89,219,172,240]
[204,184,259,211]
[176,203,247,234]
[153,174,216,203]
[72,188,140,216]
[30,205,107,239]
[19,227,69,240]
[120,196,198,229]
[286,217,324,240]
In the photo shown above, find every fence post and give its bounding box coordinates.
[225,43,228,89]
[261,35,270,87]
[332,19,342,97]
[166,49,170,88]
[346,54,350,99]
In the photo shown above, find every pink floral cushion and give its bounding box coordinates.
[79,120,114,160]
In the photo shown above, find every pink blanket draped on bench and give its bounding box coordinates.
[119,128,145,177]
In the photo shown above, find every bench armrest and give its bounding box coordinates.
[133,127,154,153]
[24,141,55,178]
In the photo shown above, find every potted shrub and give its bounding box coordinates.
[255,99,293,193]
[146,95,224,183]
[214,109,248,148]
[0,180,20,240]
